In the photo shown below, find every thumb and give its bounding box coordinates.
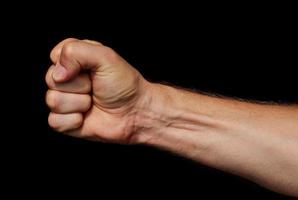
[52,40,107,82]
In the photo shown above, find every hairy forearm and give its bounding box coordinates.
[134,83,298,197]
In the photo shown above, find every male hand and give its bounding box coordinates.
[45,39,298,197]
[46,38,152,143]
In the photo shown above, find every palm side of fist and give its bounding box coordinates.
[45,38,152,143]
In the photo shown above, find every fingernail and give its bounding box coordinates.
[52,65,67,82]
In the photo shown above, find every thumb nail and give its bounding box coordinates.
[52,65,67,82]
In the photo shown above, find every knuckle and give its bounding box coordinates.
[62,41,78,58]
[48,113,59,130]
[101,46,119,62]
[46,90,61,111]
[82,39,103,46]
[50,50,57,62]
[45,67,55,88]
[50,38,79,63]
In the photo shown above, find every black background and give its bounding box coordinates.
[2,4,297,199]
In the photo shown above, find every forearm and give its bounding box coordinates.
[134,83,298,197]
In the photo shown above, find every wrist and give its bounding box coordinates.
[131,82,174,144]
[131,82,229,164]
[132,82,217,147]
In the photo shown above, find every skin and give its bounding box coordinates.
[46,38,298,197]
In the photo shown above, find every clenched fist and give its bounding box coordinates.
[46,38,153,143]
[45,39,298,197]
